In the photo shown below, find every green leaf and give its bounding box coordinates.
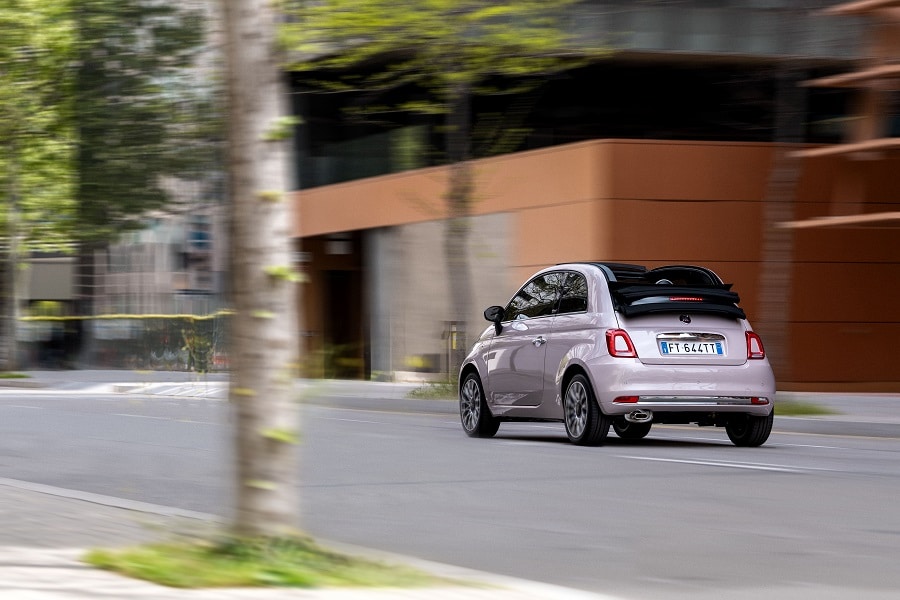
[262,116,301,142]
[257,190,284,203]
[261,427,300,445]
[246,480,277,491]
[263,265,301,283]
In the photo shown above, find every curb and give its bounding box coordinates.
[301,394,457,416]
[0,380,45,389]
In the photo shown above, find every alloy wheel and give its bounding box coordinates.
[565,379,588,438]
[460,376,481,432]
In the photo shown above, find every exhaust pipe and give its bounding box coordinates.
[625,409,653,424]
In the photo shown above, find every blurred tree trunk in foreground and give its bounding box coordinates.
[221,0,301,537]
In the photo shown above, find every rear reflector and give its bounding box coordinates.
[613,396,639,404]
[606,329,638,358]
[746,331,766,359]
[751,397,770,405]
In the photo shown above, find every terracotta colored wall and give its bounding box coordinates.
[788,154,900,388]
[293,140,900,390]
[292,141,600,238]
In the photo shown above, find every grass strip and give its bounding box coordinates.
[0,373,29,379]
[776,400,838,416]
[86,536,459,589]
[407,382,457,400]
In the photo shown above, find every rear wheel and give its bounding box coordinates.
[613,418,652,440]
[725,412,773,447]
[459,372,500,438]
[563,374,610,446]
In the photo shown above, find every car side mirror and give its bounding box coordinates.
[484,305,504,335]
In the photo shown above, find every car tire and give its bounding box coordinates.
[459,372,500,438]
[613,418,652,440]
[563,374,610,446]
[725,412,774,447]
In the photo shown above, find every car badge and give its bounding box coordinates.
[680,314,691,324]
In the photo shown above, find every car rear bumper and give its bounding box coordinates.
[609,395,773,417]
[586,359,775,417]
[620,395,770,406]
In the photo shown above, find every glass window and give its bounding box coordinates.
[504,272,567,321]
[557,272,589,315]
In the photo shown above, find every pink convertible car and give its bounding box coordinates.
[459,262,776,447]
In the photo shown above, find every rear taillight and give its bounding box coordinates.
[606,329,638,358]
[746,331,766,359]
[613,396,639,403]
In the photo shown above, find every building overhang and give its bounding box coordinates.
[779,211,900,229]
[823,0,900,15]
[791,137,900,158]
[803,63,900,89]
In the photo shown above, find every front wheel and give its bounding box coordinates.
[459,372,500,438]
[563,374,610,446]
[725,412,773,447]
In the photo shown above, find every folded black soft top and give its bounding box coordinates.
[568,262,747,320]
[608,283,747,320]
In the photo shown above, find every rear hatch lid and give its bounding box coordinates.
[616,312,749,366]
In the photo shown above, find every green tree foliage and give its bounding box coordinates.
[281,0,587,98]
[0,0,77,250]
[0,0,77,369]
[1,0,217,252]
[2,1,217,368]
[73,0,210,243]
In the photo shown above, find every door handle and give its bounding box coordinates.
[532,336,547,347]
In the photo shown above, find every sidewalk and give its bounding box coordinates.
[0,479,606,600]
[0,370,613,600]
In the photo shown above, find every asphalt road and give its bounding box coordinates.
[2,390,900,600]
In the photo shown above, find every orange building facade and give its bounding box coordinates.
[292,139,900,391]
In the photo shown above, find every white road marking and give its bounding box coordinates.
[113,413,172,421]
[618,455,806,473]
[319,416,395,425]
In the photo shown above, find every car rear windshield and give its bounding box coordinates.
[596,263,747,320]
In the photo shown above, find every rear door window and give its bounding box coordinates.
[556,272,588,315]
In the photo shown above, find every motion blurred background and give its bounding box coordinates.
[2,0,898,391]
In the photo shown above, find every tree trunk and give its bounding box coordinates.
[756,66,806,384]
[73,242,102,366]
[221,0,301,538]
[1,143,21,372]
[444,85,474,381]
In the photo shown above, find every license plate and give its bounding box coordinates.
[659,340,724,355]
